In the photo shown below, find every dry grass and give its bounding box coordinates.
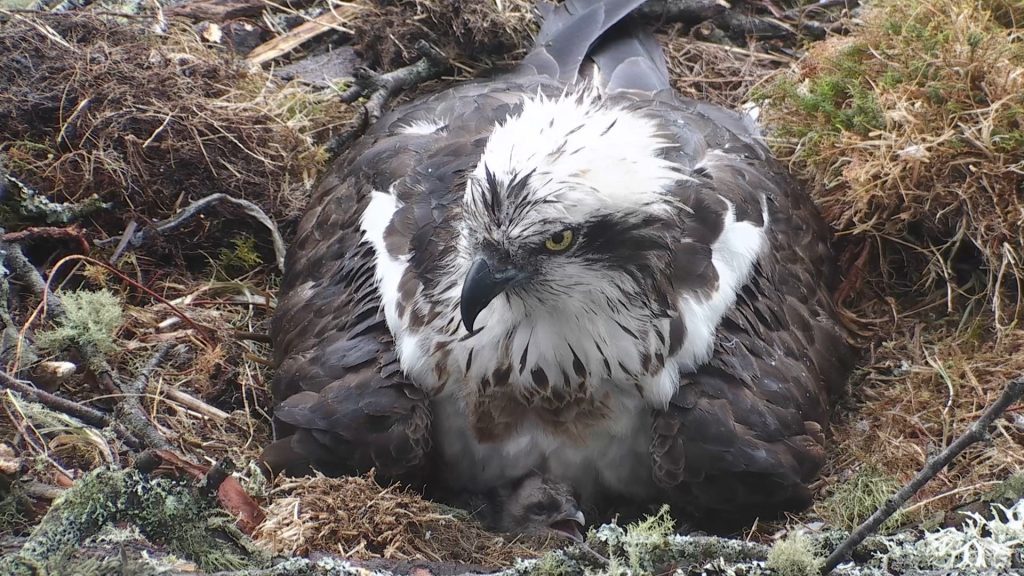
[757,0,1024,322]
[0,12,353,251]
[661,28,782,108]
[254,472,561,565]
[819,312,1024,525]
[753,0,1024,527]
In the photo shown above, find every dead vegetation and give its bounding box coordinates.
[255,472,563,563]
[350,0,537,71]
[0,12,351,260]
[661,25,781,107]
[756,0,1024,530]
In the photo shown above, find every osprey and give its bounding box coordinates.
[262,0,854,532]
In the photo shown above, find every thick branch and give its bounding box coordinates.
[632,0,727,24]
[1,239,66,318]
[0,371,141,449]
[633,0,844,42]
[821,376,1024,574]
[1,165,109,225]
[114,342,175,451]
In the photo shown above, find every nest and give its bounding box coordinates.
[0,12,353,259]
[254,472,561,565]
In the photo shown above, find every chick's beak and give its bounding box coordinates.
[460,257,525,333]
[549,509,586,543]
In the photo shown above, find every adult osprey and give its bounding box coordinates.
[262,0,854,532]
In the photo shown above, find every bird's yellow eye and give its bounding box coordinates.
[544,229,574,252]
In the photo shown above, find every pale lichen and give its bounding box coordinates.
[879,499,1024,571]
[0,466,269,575]
[34,288,124,356]
[767,532,822,576]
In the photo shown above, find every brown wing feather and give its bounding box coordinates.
[650,118,854,529]
[260,123,434,479]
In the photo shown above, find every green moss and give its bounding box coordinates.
[766,532,822,576]
[0,484,29,536]
[216,234,264,277]
[756,40,884,141]
[35,288,123,356]
[0,467,268,575]
[818,467,906,532]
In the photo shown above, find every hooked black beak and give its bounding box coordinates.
[549,509,586,543]
[460,258,524,333]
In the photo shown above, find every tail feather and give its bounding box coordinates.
[519,0,658,87]
[587,20,672,93]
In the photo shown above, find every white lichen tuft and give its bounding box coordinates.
[880,498,1024,571]
[767,531,821,576]
[35,288,124,355]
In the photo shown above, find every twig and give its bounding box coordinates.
[821,376,1024,574]
[245,7,362,67]
[231,330,272,344]
[782,0,858,19]
[0,371,142,449]
[115,342,175,451]
[163,387,230,421]
[96,193,286,273]
[109,219,137,264]
[326,41,449,156]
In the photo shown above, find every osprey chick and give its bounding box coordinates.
[459,473,586,542]
[264,0,855,533]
